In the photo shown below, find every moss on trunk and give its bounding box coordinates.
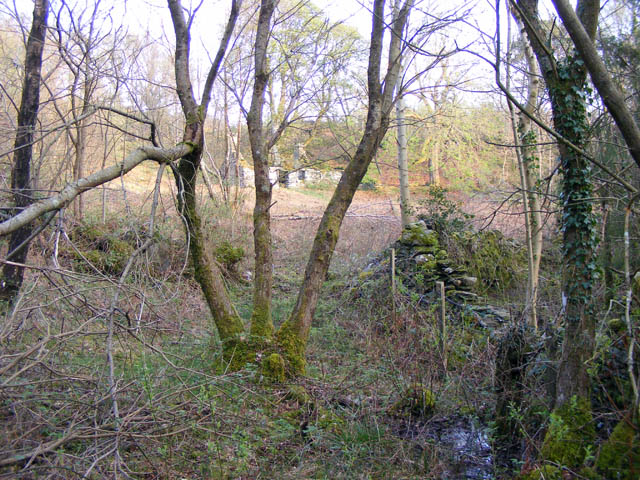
[596,418,640,480]
[275,319,307,376]
[541,396,595,468]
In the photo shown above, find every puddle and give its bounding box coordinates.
[394,414,493,479]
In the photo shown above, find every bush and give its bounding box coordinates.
[214,241,245,272]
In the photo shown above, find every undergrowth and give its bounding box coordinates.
[1,191,636,479]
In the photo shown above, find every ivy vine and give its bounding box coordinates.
[550,54,598,315]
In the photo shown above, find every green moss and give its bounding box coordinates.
[390,383,436,418]
[261,353,285,382]
[518,465,561,480]
[541,396,595,469]
[460,230,525,294]
[214,241,244,271]
[250,304,274,339]
[220,337,254,372]
[596,418,640,480]
[69,223,135,275]
[276,321,306,377]
[400,221,439,247]
[418,259,438,272]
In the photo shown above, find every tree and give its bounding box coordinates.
[509,0,602,469]
[506,4,543,329]
[276,0,414,373]
[53,0,127,220]
[0,0,49,303]
[0,0,415,379]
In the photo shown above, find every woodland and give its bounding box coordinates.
[0,0,639,478]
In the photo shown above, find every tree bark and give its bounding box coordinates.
[0,145,191,237]
[513,0,599,407]
[509,6,543,329]
[168,0,246,348]
[247,0,278,339]
[397,94,411,227]
[0,0,49,303]
[277,0,414,374]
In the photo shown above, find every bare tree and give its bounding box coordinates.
[506,4,543,329]
[0,0,49,303]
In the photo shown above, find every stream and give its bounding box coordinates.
[394,414,494,479]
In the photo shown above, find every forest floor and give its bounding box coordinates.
[0,179,549,479]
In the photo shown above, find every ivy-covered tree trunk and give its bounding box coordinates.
[514,0,599,409]
[0,0,49,303]
[549,59,597,404]
[513,0,599,469]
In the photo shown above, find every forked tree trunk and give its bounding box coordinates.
[0,0,49,303]
[167,0,245,353]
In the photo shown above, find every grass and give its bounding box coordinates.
[3,185,630,479]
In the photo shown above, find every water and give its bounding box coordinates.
[395,414,494,479]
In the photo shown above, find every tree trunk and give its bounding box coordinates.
[247,0,277,339]
[397,94,411,227]
[167,0,245,356]
[431,137,440,186]
[509,6,543,329]
[0,0,49,303]
[277,0,413,374]
[514,0,599,408]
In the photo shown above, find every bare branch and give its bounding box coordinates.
[0,144,191,237]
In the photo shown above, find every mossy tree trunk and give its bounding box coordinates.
[168,0,245,354]
[276,0,414,374]
[247,0,278,340]
[514,0,599,409]
[0,0,49,303]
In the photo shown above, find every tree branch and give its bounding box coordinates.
[0,145,191,237]
[552,0,640,171]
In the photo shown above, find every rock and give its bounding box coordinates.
[414,254,430,265]
[461,276,477,287]
[469,306,511,323]
[453,291,478,300]
[400,221,438,247]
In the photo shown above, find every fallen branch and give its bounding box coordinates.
[0,144,191,237]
